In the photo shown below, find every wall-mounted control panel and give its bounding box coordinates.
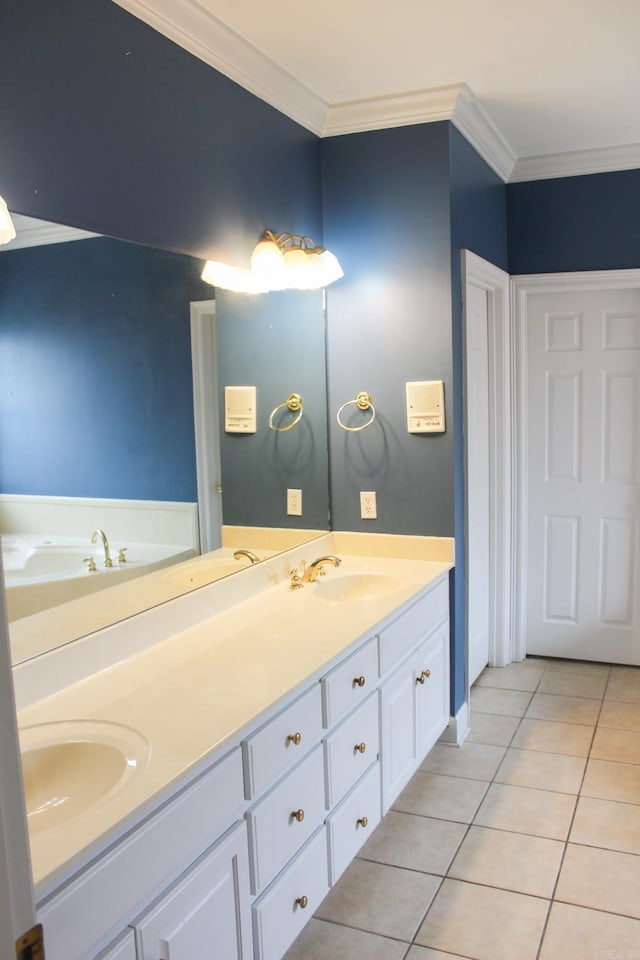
[225,386,256,433]
[405,380,445,433]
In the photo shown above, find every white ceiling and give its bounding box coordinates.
[120,0,640,180]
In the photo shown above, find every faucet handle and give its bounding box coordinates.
[83,557,98,573]
[289,568,304,590]
[117,548,127,563]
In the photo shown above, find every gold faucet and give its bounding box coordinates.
[91,528,113,567]
[233,549,260,564]
[302,555,342,583]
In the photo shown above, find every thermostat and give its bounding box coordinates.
[406,380,445,433]
[225,385,256,433]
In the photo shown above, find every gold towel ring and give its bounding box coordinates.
[336,392,376,432]
[269,393,303,432]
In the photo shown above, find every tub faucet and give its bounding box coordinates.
[91,528,113,567]
[302,555,342,583]
[233,549,260,564]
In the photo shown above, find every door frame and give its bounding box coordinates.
[462,251,513,673]
[190,300,222,555]
[511,269,640,661]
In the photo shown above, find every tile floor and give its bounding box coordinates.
[284,657,640,960]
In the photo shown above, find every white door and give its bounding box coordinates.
[465,282,491,684]
[514,274,640,664]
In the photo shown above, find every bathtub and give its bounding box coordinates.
[2,534,196,621]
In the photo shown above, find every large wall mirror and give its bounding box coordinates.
[0,215,330,664]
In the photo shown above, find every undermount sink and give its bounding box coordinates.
[309,572,404,603]
[20,721,150,836]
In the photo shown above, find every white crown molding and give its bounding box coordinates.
[322,84,464,137]
[3,215,99,251]
[509,141,640,182]
[451,86,517,182]
[113,0,329,135]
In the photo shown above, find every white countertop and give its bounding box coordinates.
[16,533,453,895]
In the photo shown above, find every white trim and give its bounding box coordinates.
[4,215,99,251]
[510,268,640,661]
[190,300,222,554]
[438,701,470,747]
[451,86,517,183]
[510,142,640,183]
[463,252,513,670]
[323,84,463,137]
[0,560,36,953]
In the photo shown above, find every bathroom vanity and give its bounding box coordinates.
[14,533,453,960]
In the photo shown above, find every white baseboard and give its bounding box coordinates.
[438,700,469,746]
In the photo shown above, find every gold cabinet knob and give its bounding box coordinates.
[295,895,308,909]
[357,816,369,828]
[416,673,426,685]
[423,668,431,678]
[287,732,302,745]
[353,676,366,688]
[354,742,366,754]
[291,809,305,823]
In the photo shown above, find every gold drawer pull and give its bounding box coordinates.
[357,816,369,828]
[423,668,431,678]
[291,808,305,823]
[353,675,366,688]
[354,742,366,754]
[287,732,302,745]
[295,895,309,909]
[416,673,426,685]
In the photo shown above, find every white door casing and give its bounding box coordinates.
[462,251,513,682]
[190,301,222,555]
[512,271,640,664]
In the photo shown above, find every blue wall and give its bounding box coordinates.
[507,168,640,274]
[216,290,329,530]
[449,126,508,713]
[0,0,322,266]
[0,237,209,500]
[321,122,454,536]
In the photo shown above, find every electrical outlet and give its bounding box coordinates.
[287,488,302,516]
[360,491,377,519]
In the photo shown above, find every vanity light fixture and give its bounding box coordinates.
[201,230,343,294]
[0,195,16,244]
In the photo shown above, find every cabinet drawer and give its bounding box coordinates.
[243,684,323,799]
[379,576,448,676]
[324,691,379,808]
[252,827,329,960]
[327,764,381,884]
[247,745,326,895]
[38,748,245,960]
[98,931,136,960]
[322,636,379,728]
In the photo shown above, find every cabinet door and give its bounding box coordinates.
[134,821,251,960]
[379,661,416,814]
[414,621,449,762]
[100,932,137,960]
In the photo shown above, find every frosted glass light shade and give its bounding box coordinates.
[201,260,267,294]
[0,196,16,245]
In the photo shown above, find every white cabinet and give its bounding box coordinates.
[415,620,449,759]
[98,931,136,960]
[326,764,381,884]
[133,821,252,960]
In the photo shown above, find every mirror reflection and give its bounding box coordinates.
[0,216,329,664]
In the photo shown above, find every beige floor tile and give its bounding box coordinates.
[284,919,408,960]
[512,717,594,757]
[606,672,640,703]
[419,742,506,781]
[415,879,548,960]
[495,747,586,794]
[448,825,563,898]
[539,902,640,960]
[358,810,466,875]
[538,670,607,699]
[392,771,488,823]
[591,727,640,764]
[474,782,577,840]
[570,796,640,855]
[466,712,520,746]
[474,661,546,692]
[525,692,601,725]
[406,948,469,960]
[315,859,440,941]
[556,843,640,918]
[599,700,640,731]
[470,686,533,718]
[544,659,611,678]
[582,758,640,804]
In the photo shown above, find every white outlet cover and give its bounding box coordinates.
[360,491,377,519]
